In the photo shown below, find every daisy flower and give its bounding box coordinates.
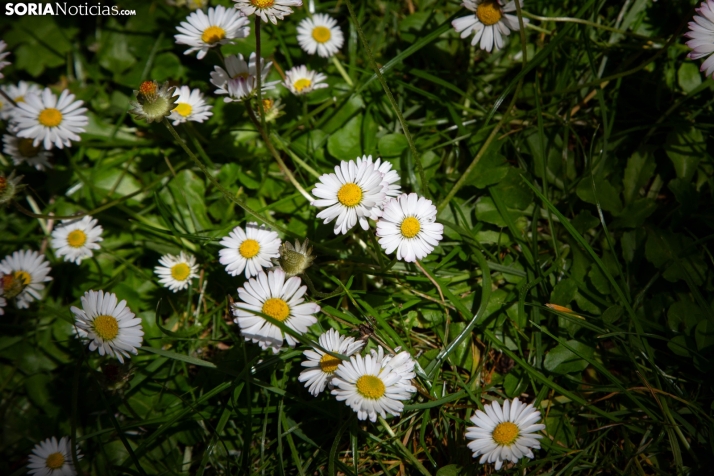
[232,269,320,354]
[0,250,52,309]
[2,134,53,170]
[210,53,279,102]
[50,215,103,264]
[331,347,416,422]
[129,80,178,123]
[273,238,315,277]
[376,193,444,262]
[0,170,24,206]
[686,1,714,78]
[0,81,41,120]
[283,65,328,96]
[233,0,302,25]
[0,40,10,79]
[12,88,88,150]
[465,398,545,470]
[169,86,213,125]
[219,222,281,278]
[298,328,364,396]
[452,0,527,53]
[356,154,401,205]
[311,159,387,235]
[174,5,251,60]
[71,290,144,363]
[154,251,199,292]
[297,13,345,58]
[27,436,81,476]
[370,346,416,389]
[257,97,284,122]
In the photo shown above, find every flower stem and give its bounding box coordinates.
[254,16,268,135]
[331,55,354,87]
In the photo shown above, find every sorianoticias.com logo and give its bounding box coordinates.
[4,3,136,16]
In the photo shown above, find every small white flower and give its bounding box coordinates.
[283,64,328,96]
[210,53,280,102]
[297,13,344,58]
[331,347,416,422]
[50,215,103,264]
[452,0,527,53]
[369,346,416,389]
[298,328,364,396]
[2,134,52,171]
[465,398,545,470]
[376,193,444,262]
[0,250,52,309]
[12,88,88,150]
[232,269,320,354]
[129,80,179,123]
[27,436,81,476]
[154,251,199,292]
[71,290,144,363]
[0,81,41,120]
[174,5,251,60]
[356,154,401,213]
[233,0,303,25]
[311,159,387,235]
[0,40,10,79]
[219,222,281,278]
[686,0,714,78]
[169,86,213,125]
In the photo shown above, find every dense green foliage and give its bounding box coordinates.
[1,0,714,474]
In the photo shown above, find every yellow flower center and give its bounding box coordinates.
[293,78,312,93]
[476,0,503,26]
[239,239,261,259]
[15,271,31,285]
[139,80,157,99]
[67,229,87,248]
[492,421,520,445]
[94,314,119,341]
[38,108,63,127]
[251,0,275,8]
[45,452,65,469]
[17,138,41,158]
[233,72,250,80]
[400,217,421,238]
[201,25,226,44]
[337,183,362,207]
[173,102,193,117]
[319,353,342,373]
[312,26,332,43]
[262,98,274,112]
[355,375,386,399]
[262,297,290,322]
[171,263,191,281]
[15,95,25,103]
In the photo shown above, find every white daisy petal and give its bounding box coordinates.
[297,13,344,58]
[376,193,443,262]
[686,1,714,79]
[154,251,199,292]
[168,86,213,125]
[210,53,279,102]
[27,436,82,476]
[50,215,104,265]
[283,64,329,96]
[298,328,364,396]
[0,249,53,309]
[219,222,281,278]
[174,5,250,60]
[234,0,302,24]
[452,0,528,53]
[0,41,10,80]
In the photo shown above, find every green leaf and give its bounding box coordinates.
[436,465,463,476]
[602,305,623,324]
[622,147,656,204]
[695,321,714,351]
[611,198,657,228]
[677,62,702,94]
[668,335,691,357]
[150,52,186,82]
[447,322,472,369]
[378,133,409,157]
[327,115,362,161]
[543,340,594,374]
[668,301,706,334]
[576,177,623,214]
[550,279,577,306]
[665,126,705,181]
[475,197,506,227]
[468,152,510,188]
[158,170,213,233]
[491,168,533,210]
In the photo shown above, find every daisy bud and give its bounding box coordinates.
[0,170,24,206]
[273,238,315,277]
[130,80,178,123]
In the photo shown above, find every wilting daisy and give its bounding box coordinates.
[71,290,144,363]
[50,215,103,264]
[232,269,320,353]
[331,348,416,422]
[0,250,52,309]
[174,5,251,60]
[27,436,81,476]
[233,0,302,24]
[273,238,315,277]
[256,97,284,122]
[169,86,213,125]
[283,65,328,96]
[0,40,10,79]
[0,170,24,207]
[210,53,279,102]
[0,81,41,120]
[12,88,88,150]
[298,328,364,396]
[452,0,527,53]
[2,134,53,170]
[686,1,714,78]
[465,398,545,470]
[297,14,344,58]
[219,222,281,278]
[376,193,444,262]
[154,251,199,292]
[129,80,178,123]
[356,155,401,206]
[311,159,387,234]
